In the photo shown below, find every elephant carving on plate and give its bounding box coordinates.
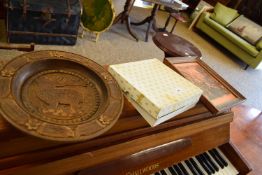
[36,87,84,114]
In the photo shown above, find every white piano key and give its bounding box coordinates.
[160,169,168,175]
[191,157,208,175]
[208,150,233,175]
[153,146,241,175]
[216,148,239,175]
[167,166,177,175]
[164,168,173,175]
[206,151,226,175]
[181,161,194,175]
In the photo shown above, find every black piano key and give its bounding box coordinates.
[196,155,212,175]
[185,160,198,175]
[161,170,167,175]
[173,165,183,175]
[208,150,224,168]
[212,148,228,166]
[168,167,178,175]
[203,152,219,172]
[155,172,161,175]
[199,154,215,174]
[189,158,204,175]
[178,163,189,175]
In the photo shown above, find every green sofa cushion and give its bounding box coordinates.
[256,39,262,50]
[210,3,239,26]
[204,16,259,57]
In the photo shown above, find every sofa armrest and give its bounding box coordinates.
[196,12,211,29]
[256,50,262,60]
[256,40,262,51]
[251,50,262,68]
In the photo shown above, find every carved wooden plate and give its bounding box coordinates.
[0,50,123,142]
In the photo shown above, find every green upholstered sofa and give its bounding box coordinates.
[196,12,262,69]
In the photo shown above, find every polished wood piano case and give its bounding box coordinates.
[0,97,251,175]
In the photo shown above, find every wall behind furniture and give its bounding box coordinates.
[237,0,262,25]
[0,0,5,19]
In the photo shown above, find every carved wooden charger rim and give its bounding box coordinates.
[0,50,124,142]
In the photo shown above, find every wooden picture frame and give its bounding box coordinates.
[164,57,246,114]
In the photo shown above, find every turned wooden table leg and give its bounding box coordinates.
[131,4,160,42]
[113,0,138,41]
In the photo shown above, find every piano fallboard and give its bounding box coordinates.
[78,143,250,175]
[77,121,251,175]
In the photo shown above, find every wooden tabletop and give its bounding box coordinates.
[153,32,202,57]
[231,105,262,175]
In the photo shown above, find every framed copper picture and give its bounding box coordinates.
[164,57,246,114]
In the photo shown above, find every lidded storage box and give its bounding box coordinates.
[7,0,81,45]
[109,59,203,126]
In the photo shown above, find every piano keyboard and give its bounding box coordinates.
[153,148,239,175]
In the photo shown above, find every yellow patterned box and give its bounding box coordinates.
[109,59,203,126]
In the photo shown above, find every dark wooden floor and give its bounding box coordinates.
[231,105,262,175]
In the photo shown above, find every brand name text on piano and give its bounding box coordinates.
[125,163,159,175]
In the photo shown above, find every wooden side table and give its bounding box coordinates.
[153,32,202,57]
[164,12,188,33]
[131,3,160,42]
[131,0,188,42]
[113,0,139,41]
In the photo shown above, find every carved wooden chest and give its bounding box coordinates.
[6,0,81,45]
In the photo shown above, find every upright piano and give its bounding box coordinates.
[0,96,251,175]
[0,57,252,175]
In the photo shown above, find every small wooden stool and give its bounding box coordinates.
[163,6,188,33]
[169,12,188,33]
[153,32,202,58]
